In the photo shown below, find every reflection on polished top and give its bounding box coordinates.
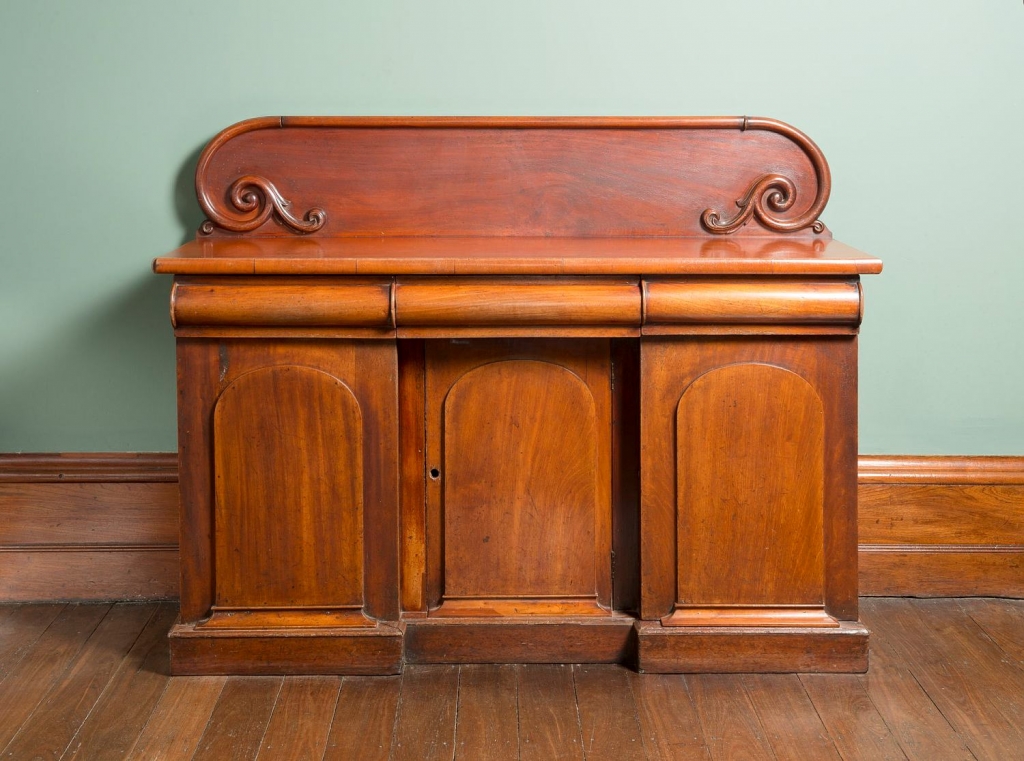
[154,236,881,276]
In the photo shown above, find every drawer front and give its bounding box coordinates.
[395,278,641,327]
[171,278,392,327]
[644,278,861,325]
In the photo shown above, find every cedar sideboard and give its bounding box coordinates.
[154,117,882,674]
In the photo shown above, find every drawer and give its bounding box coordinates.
[394,277,641,327]
[643,277,861,326]
[171,277,392,327]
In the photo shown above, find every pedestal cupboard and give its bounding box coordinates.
[154,117,882,674]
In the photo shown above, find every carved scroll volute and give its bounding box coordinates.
[198,175,326,235]
[195,117,326,235]
[701,117,831,235]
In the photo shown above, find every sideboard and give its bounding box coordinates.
[154,116,882,674]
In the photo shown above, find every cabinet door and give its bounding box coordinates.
[420,339,614,616]
[177,339,398,626]
[640,337,859,625]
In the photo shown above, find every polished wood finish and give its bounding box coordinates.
[396,277,640,328]
[0,452,177,482]
[638,337,863,670]
[635,620,869,674]
[0,453,178,602]
[404,617,635,665]
[212,364,366,612]
[671,363,828,617]
[860,454,1024,483]
[859,454,1024,596]
[422,340,612,618]
[188,116,831,240]
[171,339,401,673]
[1,600,1020,759]
[157,236,882,276]
[154,116,884,673]
[172,277,391,328]
[398,340,428,614]
[644,276,862,325]
[168,621,403,676]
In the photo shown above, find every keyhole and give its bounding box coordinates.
[429,467,441,480]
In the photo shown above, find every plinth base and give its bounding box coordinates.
[404,614,636,664]
[169,621,404,675]
[635,620,869,673]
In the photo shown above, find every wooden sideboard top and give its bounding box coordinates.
[154,236,881,276]
[155,115,881,276]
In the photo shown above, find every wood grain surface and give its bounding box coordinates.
[187,116,831,240]
[674,363,826,611]
[0,599,1020,759]
[640,337,859,629]
[155,236,883,277]
[213,364,365,610]
[423,340,613,618]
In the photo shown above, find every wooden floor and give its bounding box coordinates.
[0,599,1022,760]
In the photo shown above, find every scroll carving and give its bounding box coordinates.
[198,175,326,235]
[700,117,831,235]
[192,115,831,237]
[701,173,826,235]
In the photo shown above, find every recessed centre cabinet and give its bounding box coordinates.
[155,117,881,674]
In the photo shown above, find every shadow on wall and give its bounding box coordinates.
[0,141,210,451]
[0,275,177,450]
[174,141,208,245]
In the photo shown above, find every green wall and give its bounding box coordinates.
[1,1,1021,454]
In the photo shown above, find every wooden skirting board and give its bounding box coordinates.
[0,453,1021,602]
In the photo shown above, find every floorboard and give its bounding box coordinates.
[454,665,519,761]
[960,597,1024,666]
[629,672,710,760]
[0,603,65,677]
[517,665,584,761]
[191,676,282,761]
[0,598,1019,760]
[1,602,157,760]
[390,664,459,761]
[61,603,178,761]
[862,598,1024,760]
[255,676,340,761]
[124,675,225,761]
[573,664,645,761]
[687,673,776,760]
[858,615,973,761]
[743,674,840,760]
[0,603,110,751]
[801,673,908,760]
[322,676,401,761]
